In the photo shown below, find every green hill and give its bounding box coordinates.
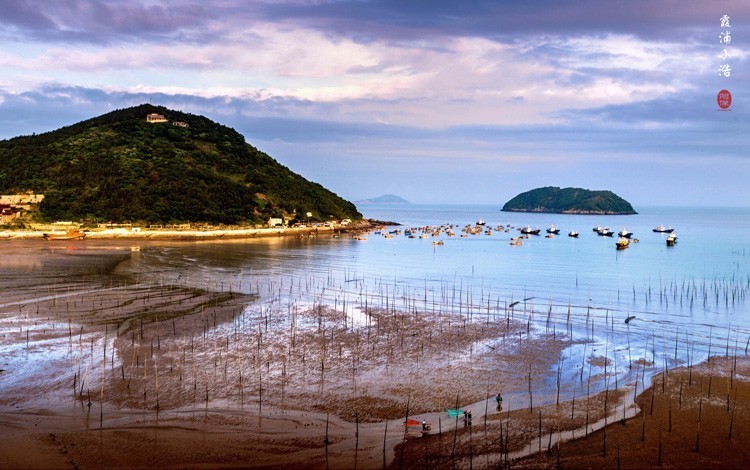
[0,104,361,224]
[502,187,637,215]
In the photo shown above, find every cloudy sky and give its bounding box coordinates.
[0,1,747,206]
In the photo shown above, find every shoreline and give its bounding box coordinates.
[0,219,394,241]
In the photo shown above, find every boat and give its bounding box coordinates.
[666,232,678,246]
[42,229,86,241]
[618,228,633,238]
[653,225,675,233]
[521,226,541,235]
[432,240,444,246]
[476,219,486,226]
[509,237,523,246]
[616,237,629,250]
[593,224,603,232]
[568,231,579,238]
[546,225,560,234]
[597,227,614,236]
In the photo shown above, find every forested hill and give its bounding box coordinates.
[0,104,361,224]
[502,187,637,215]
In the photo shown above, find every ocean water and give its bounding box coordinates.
[108,204,749,406]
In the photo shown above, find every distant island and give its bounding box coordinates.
[502,187,637,215]
[356,194,411,204]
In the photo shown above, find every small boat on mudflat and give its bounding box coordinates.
[43,229,86,241]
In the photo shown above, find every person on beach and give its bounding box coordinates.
[496,392,503,410]
[468,410,472,425]
[463,410,468,426]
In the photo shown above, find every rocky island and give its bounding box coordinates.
[502,186,637,215]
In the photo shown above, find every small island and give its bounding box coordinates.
[502,186,637,215]
[356,194,411,204]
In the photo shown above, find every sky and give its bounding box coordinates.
[0,1,747,207]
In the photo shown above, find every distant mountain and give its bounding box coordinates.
[356,194,411,204]
[0,104,361,224]
[502,187,637,215]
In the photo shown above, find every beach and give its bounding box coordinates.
[0,222,375,241]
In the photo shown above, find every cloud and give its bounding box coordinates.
[0,0,214,44]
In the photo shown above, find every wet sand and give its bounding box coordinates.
[1,244,746,468]
[0,243,571,468]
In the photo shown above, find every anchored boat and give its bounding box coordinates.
[42,229,86,241]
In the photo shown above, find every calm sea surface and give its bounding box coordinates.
[0,204,747,413]
[34,204,750,405]
[128,204,750,350]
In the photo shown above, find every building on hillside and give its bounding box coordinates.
[0,193,44,210]
[146,113,168,123]
[0,205,21,224]
[173,121,189,127]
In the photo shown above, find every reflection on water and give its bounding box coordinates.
[1,205,749,411]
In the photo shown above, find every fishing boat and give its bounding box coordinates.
[666,232,678,246]
[42,229,86,241]
[616,237,629,250]
[546,225,560,234]
[653,225,675,233]
[476,219,486,226]
[593,224,603,232]
[521,226,541,235]
[568,231,579,238]
[597,227,614,236]
[618,228,633,238]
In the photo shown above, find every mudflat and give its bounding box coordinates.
[1,242,746,469]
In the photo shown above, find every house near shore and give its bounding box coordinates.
[0,193,44,223]
[0,205,21,224]
[146,113,168,123]
[173,121,189,127]
[268,217,284,228]
[0,193,44,210]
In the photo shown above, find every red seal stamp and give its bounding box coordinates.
[717,89,732,109]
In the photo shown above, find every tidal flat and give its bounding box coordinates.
[0,238,748,469]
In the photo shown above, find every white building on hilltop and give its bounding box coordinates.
[146,113,168,123]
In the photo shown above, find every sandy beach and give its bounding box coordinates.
[0,219,383,241]
[0,242,747,469]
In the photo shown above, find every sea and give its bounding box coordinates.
[10,204,748,411]
[116,205,750,400]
